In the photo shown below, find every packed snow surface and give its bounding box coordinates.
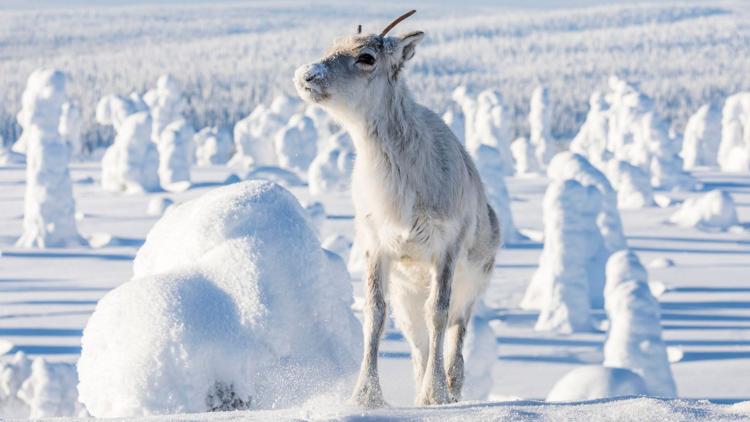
[77,181,361,418]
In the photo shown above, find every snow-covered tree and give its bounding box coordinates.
[274,114,317,177]
[59,102,82,157]
[529,86,555,168]
[681,103,721,169]
[472,144,524,244]
[606,159,653,209]
[524,179,599,333]
[232,104,284,169]
[145,74,185,144]
[16,69,82,248]
[442,103,465,145]
[461,301,496,401]
[510,136,541,175]
[473,89,514,175]
[569,92,611,169]
[157,119,193,192]
[603,250,677,398]
[452,85,478,148]
[547,152,626,308]
[100,112,160,193]
[269,94,303,121]
[308,130,355,196]
[194,126,233,166]
[718,92,750,172]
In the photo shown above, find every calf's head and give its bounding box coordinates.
[294,11,424,119]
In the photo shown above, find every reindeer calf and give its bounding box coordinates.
[294,11,500,407]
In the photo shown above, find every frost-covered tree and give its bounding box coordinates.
[305,105,337,151]
[473,89,514,175]
[232,104,285,169]
[157,119,193,192]
[570,92,611,169]
[461,301,496,401]
[16,69,82,248]
[59,102,82,157]
[452,85,478,148]
[606,159,653,209]
[194,126,233,166]
[100,112,160,193]
[269,94,304,121]
[145,75,185,144]
[472,144,524,243]
[605,76,693,190]
[308,130,355,196]
[718,92,750,172]
[529,86,555,168]
[603,250,677,398]
[681,103,721,169]
[442,103,465,145]
[523,179,599,333]
[546,152,626,308]
[510,136,541,175]
[274,114,317,177]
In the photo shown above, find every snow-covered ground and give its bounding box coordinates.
[1,163,749,416]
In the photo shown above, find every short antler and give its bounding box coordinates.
[380,10,416,37]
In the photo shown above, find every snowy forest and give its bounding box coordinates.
[1,1,750,421]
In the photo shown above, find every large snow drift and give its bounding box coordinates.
[77,181,361,418]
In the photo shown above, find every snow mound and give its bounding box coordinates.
[303,200,326,235]
[546,366,647,402]
[603,250,677,398]
[322,234,352,263]
[194,127,234,166]
[0,352,84,418]
[669,190,738,230]
[77,181,361,418]
[648,257,675,269]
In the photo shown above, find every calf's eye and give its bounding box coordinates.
[356,53,376,66]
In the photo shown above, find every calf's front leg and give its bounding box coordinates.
[350,252,388,408]
[416,250,455,405]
